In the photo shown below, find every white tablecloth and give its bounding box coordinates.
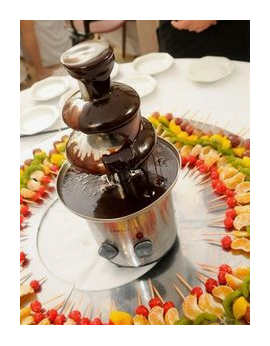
[20,58,250,153]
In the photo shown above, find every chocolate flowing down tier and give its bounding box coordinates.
[58,139,179,219]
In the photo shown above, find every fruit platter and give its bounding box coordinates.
[20,111,250,325]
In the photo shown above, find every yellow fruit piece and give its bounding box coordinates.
[20,169,24,178]
[233,266,250,280]
[20,306,31,320]
[198,293,225,318]
[233,213,250,230]
[164,307,180,325]
[148,115,160,128]
[180,144,193,157]
[174,142,183,150]
[219,166,238,181]
[148,306,165,325]
[21,315,35,325]
[204,150,220,167]
[133,315,149,325]
[177,131,189,140]
[235,192,250,204]
[191,144,203,157]
[169,119,181,135]
[233,147,246,157]
[225,273,243,290]
[109,311,133,325]
[235,205,250,214]
[187,134,199,144]
[235,181,250,195]
[50,153,65,166]
[231,237,250,253]
[223,172,245,190]
[233,297,250,320]
[241,156,250,168]
[182,295,204,321]
[20,284,34,298]
[217,157,228,168]
[199,146,212,160]
[39,318,51,325]
[231,230,249,238]
[212,285,234,301]
[210,134,224,143]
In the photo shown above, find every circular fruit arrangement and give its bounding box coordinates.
[20,112,250,325]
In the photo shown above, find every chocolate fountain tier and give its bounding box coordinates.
[58,138,180,220]
[62,82,141,135]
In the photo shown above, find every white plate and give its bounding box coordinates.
[111,62,119,79]
[186,56,234,82]
[29,76,70,101]
[119,74,157,98]
[20,105,59,135]
[132,52,174,75]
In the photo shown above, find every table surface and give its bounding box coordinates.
[20,58,250,153]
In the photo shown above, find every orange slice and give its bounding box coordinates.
[231,230,249,238]
[198,293,225,318]
[212,285,234,301]
[182,294,204,321]
[164,307,180,325]
[148,306,165,325]
[204,150,220,167]
[217,157,228,169]
[233,266,250,280]
[219,166,238,181]
[231,238,250,252]
[190,144,203,157]
[235,205,250,214]
[225,273,243,290]
[199,146,212,160]
[180,145,193,157]
[233,213,250,230]
[235,181,250,195]
[223,172,245,190]
[235,192,250,204]
[133,315,149,325]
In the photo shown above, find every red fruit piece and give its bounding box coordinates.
[210,171,219,179]
[205,278,218,293]
[187,155,196,166]
[30,300,42,313]
[50,165,58,172]
[30,280,40,292]
[219,264,232,274]
[221,235,232,250]
[211,179,220,189]
[195,159,204,167]
[181,157,188,167]
[218,271,227,285]
[175,117,183,125]
[227,197,237,208]
[38,186,46,196]
[225,189,235,197]
[148,297,163,309]
[20,251,26,264]
[20,195,24,204]
[135,305,149,318]
[165,113,173,121]
[225,208,236,219]
[54,314,67,325]
[191,286,204,299]
[34,312,45,324]
[151,112,160,119]
[79,317,91,325]
[199,164,209,174]
[91,318,102,325]
[47,309,58,323]
[136,232,144,240]
[32,192,42,202]
[215,181,227,195]
[185,124,194,135]
[69,310,81,323]
[224,217,234,230]
[41,176,52,184]
[163,301,175,314]
[20,204,29,216]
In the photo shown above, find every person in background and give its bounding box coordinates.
[20,20,72,81]
[157,20,250,62]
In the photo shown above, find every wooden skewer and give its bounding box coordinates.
[39,276,48,286]
[208,195,226,204]
[137,289,142,306]
[240,127,250,138]
[111,299,117,312]
[52,299,65,311]
[207,224,224,228]
[20,272,32,284]
[202,232,225,236]
[43,293,64,306]
[198,264,218,274]
[176,273,192,291]
[59,285,76,314]
[197,182,212,191]
[148,279,155,299]
[223,121,231,131]
[152,285,165,304]
[63,300,73,315]
[188,110,200,121]
[182,163,191,179]
[207,202,227,210]
[96,308,102,319]
[173,284,186,301]
[196,176,211,186]
[236,126,248,136]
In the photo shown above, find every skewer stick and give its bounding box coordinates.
[173,284,186,301]
[208,195,226,203]
[148,279,155,299]
[202,232,225,236]
[20,272,32,284]
[207,202,227,210]
[176,273,192,291]
[207,224,224,228]
[182,164,191,179]
[200,114,212,130]
[137,289,142,306]
[236,127,248,136]
[152,285,165,304]
[198,264,218,274]
[197,182,212,191]
[223,121,231,131]
[96,308,102,319]
[43,293,64,306]
[59,285,76,314]
[188,110,200,121]
[196,176,211,186]
[196,272,211,284]
[240,127,250,138]
[86,304,93,319]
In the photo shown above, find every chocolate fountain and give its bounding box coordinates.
[57,39,181,267]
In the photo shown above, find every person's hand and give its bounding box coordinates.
[171,20,217,33]
[36,67,53,81]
